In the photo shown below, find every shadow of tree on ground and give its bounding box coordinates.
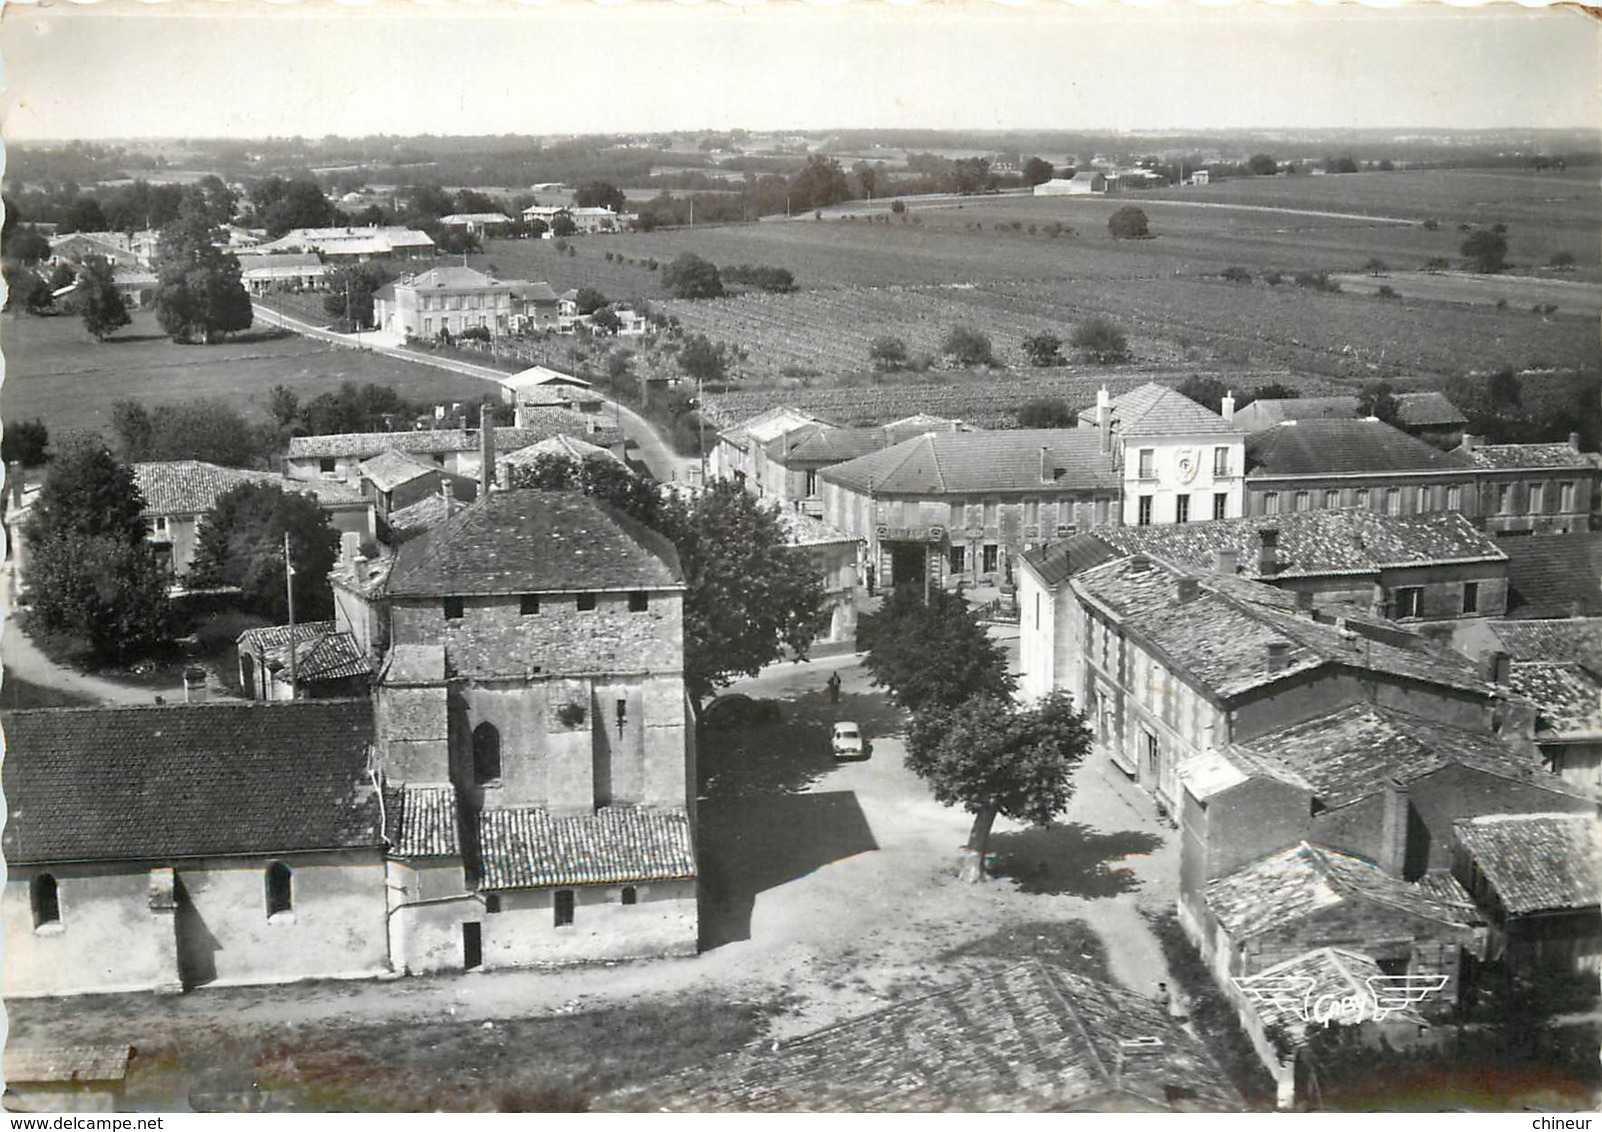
[698,689,904,798]
[988,822,1164,898]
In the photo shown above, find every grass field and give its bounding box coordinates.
[1,310,501,439]
[465,168,1598,386]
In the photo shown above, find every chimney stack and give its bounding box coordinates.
[1097,387,1112,455]
[1265,640,1291,673]
[1380,777,1412,878]
[1569,431,1582,452]
[1176,577,1199,604]
[442,478,457,517]
[353,555,370,585]
[1294,590,1314,615]
[1372,580,1388,616]
[1040,446,1053,484]
[340,530,362,566]
[1257,528,1280,576]
[183,666,208,704]
[479,406,495,497]
[1214,548,1239,576]
[1221,389,1235,422]
[1483,649,1510,685]
[6,461,21,510]
[1461,433,1481,452]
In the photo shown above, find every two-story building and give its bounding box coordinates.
[748,414,972,516]
[1456,435,1601,536]
[776,510,862,653]
[372,266,560,342]
[708,407,830,490]
[1232,392,1467,450]
[1052,508,1511,623]
[285,420,616,486]
[818,429,1122,591]
[1076,383,1247,525]
[133,461,374,582]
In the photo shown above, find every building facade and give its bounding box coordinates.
[372,266,559,341]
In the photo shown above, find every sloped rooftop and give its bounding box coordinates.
[1246,419,1475,477]
[134,460,363,515]
[820,429,1119,496]
[1454,813,1602,914]
[2,701,380,865]
[476,806,696,889]
[385,490,681,598]
[1206,842,1481,941]
[598,960,1241,1112]
[1498,535,1602,619]
[1079,382,1240,438]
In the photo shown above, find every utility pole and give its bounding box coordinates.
[284,530,298,698]
[697,374,706,486]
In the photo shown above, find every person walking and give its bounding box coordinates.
[826,670,842,704]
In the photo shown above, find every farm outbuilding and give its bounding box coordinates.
[1034,173,1106,196]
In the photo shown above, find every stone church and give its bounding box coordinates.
[3,490,698,997]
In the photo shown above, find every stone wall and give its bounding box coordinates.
[479,879,697,969]
[3,865,177,998]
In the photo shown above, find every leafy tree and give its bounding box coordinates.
[788,155,852,212]
[1015,397,1074,428]
[660,480,828,707]
[22,435,172,664]
[251,176,337,238]
[721,265,796,293]
[860,586,1015,714]
[77,256,130,341]
[154,202,252,344]
[111,397,266,467]
[1021,332,1063,368]
[1251,381,1297,402]
[48,262,77,291]
[890,199,907,218]
[1357,380,1400,425]
[951,157,995,195]
[589,305,622,336]
[1176,376,1231,415]
[6,227,52,265]
[870,335,910,373]
[574,287,608,316]
[942,324,995,367]
[190,482,339,622]
[2,419,50,467]
[1220,265,1252,283]
[549,213,578,238]
[677,333,727,383]
[1325,155,1360,174]
[300,381,419,436]
[3,264,53,314]
[852,162,877,201]
[525,218,550,240]
[1071,317,1130,364]
[575,182,626,212]
[192,175,238,226]
[1550,250,1576,270]
[906,692,1092,882]
[662,253,725,299]
[1022,157,1055,187]
[1363,257,1389,276]
[266,385,302,432]
[323,261,396,329]
[1108,207,1150,240]
[1462,228,1508,274]
[63,196,107,234]
[506,452,662,528]
[1246,154,1279,176]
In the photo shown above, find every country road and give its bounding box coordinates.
[252,302,699,484]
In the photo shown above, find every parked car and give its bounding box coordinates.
[831,721,865,760]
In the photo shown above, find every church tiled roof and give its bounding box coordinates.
[2,701,380,865]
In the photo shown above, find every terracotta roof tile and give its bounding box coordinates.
[1462,443,1601,470]
[2,701,380,865]
[1509,663,1602,736]
[384,785,460,858]
[1239,948,1426,1051]
[476,806,695,889]
[359,450,443,493]
[288,423,601,461]
[776,510,859,548]
[384,490,681,598]
[1454,813,1602,914]
[1498,536,1602,619]
[600,961,1240,1112]
[1081,382,1240,437]
[134,461,363,515]
[1231,703,1579,809]
[1206,843,1481,941]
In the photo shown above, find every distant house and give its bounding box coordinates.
[755,414,971,517]
[522,205,636,234]
[498,366,605,421]
[709,406,831,489]
[1454,813,1602,976]
[357,449,478,524]
[240,253,329,294]
[1034,172,1106,195]
[252,226,436,262]
[498,434,625,488]
[48,232,142,270]
[1232,392,1467,448]
[132,461,374,582]
[598,960,1243,1112]
[372,266,559,342]
[285,423,610,486]
[437,212,514,237]
[1187,170,1211,186]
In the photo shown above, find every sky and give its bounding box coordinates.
[0,2,1596,141]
